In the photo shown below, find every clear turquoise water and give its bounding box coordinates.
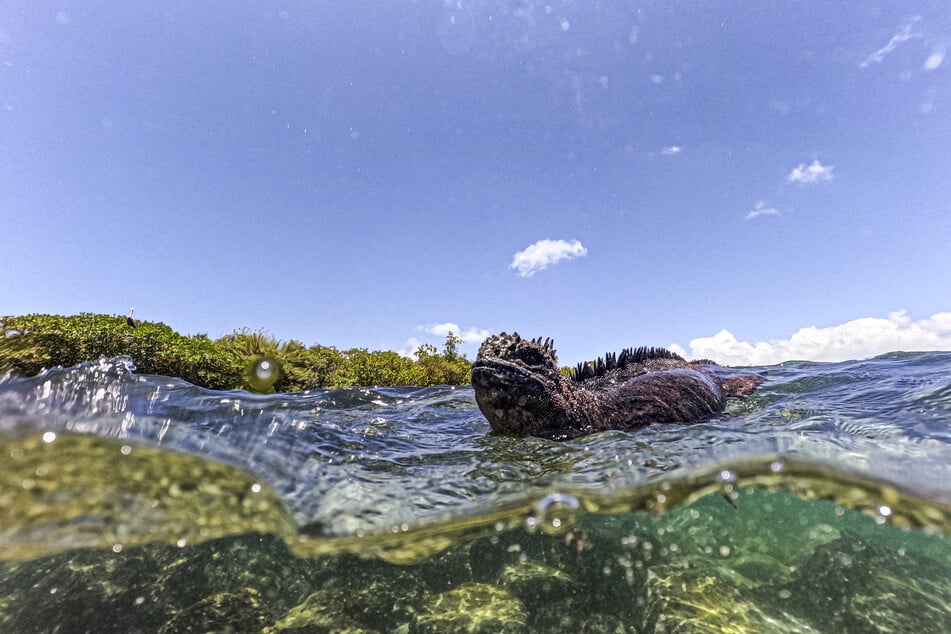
[0,353,949,632]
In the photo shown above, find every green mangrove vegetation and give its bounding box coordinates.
[0,313,473,391]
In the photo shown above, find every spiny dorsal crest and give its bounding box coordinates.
[530,336,555,357]
[571,346,685,381]
[482,332,557,361]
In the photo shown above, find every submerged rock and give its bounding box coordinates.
[645,566,821,634]
[496,560,577,605]
[264,589,380,634]
[416,582,528,633]
[159,587,273,634]
[0,533,317,633]
[779,536,951,633]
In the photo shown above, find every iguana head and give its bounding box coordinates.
[471,333,576,438]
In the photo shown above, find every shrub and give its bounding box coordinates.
[0,314,474,391]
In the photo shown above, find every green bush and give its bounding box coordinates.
[411,339,472,386]
[0,314,473,391]
[0,313,243,390]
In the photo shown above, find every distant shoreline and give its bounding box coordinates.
[0,313,473,392]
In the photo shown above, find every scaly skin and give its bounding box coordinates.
[471,333,764,440]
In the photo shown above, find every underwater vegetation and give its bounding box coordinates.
[0,430,948,633]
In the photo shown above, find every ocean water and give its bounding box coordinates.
[0,353,949,633]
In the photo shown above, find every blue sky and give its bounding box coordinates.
[2,1,950,366]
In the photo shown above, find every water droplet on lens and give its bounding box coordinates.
[247,356,281,393]
[535,492,581,535]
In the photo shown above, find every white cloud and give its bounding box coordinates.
[423,322,491,344]
[671,311,951,366]
[860,16,922,68]
[511,238,587,277]
[398,337,426,358]
[400,323,491,358]
[923,45,946,71]
[787,159,834,184]
[745,201,781,220]
[661,145,682,156]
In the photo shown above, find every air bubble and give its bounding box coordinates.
[534,492,581,535]
[875,505,893,525]
[718,469,739,504]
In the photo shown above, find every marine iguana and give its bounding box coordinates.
[471,332,764,440]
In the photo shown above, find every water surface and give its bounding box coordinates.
[1,354,949,632]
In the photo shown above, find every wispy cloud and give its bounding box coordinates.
[669,311,951,366]
[745,201,781,220]
[661,145,682,156]
[787,159,834,184]
[511,238,587,277]
[860,16,922,68]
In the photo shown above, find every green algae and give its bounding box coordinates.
[416,582,528,633]
[0,432,295,560]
